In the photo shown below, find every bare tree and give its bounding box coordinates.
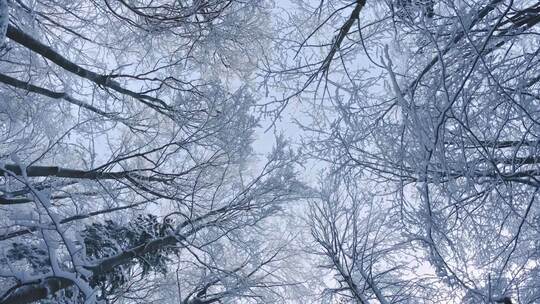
[0,1,307,303]
[3,0,539,303]
[270,0,540,302]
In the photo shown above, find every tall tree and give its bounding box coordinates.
[269,0,540,302]
[0,1,306,303]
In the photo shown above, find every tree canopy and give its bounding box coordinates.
[1,0,539,303]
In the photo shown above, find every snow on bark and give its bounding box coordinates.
[0,0,7,45]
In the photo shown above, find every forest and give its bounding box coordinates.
[0,0,539,303]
